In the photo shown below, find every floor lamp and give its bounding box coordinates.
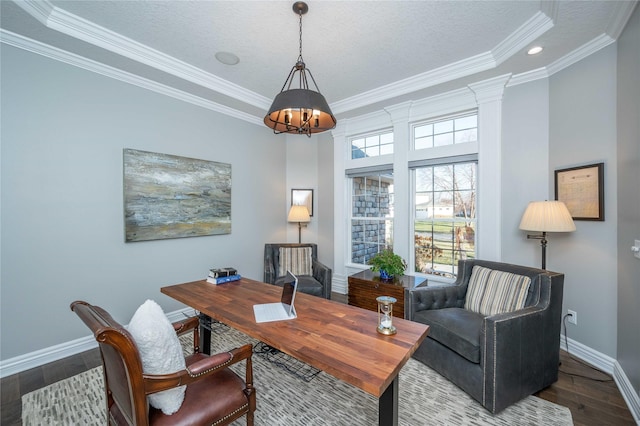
[519,200,576,269]
[288,205,310,243]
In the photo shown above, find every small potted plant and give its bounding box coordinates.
[368,249,407,281]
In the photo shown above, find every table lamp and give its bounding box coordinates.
[519,200,576,269]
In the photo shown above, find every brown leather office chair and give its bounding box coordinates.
[71,300,256,425]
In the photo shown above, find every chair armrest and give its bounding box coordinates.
[312,258,332,298]
[264,264,277,284]
[172,316,200,353]
[143,344,254,394]
[481,272,563,413]
[405,284,465,320]
[173,316,199,334]
[264,246,277,284]
[481,306,547,411]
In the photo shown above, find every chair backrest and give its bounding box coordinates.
[264,243,318,281]
[456,259,553,308]
[71,301,149,426]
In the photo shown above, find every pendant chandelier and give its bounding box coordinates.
[264,2,336,137]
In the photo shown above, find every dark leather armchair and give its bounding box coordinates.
[405,260,564,413]
[264,243,332,299]
[71,300,256,425]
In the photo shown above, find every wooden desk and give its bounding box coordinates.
[348,270,428,318]
[161,278,429,426]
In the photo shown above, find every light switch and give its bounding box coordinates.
[633,240,640,259]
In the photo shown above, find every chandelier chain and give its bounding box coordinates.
[298,8,303,60]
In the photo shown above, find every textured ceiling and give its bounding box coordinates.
[1,0,637,123]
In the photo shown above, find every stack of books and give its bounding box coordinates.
[206,267,241,285]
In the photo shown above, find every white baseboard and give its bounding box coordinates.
[0,307,193,379]
[560,333,616,374]
[332,274,348,294]
[561,334,640,423]
[613,360,640,424]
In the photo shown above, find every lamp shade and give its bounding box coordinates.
[264,88,336,135]
[288,205,310,223]
[519,201,576,232]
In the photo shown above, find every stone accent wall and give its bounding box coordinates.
[351,176,391,264]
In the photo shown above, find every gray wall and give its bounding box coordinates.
[501,78,551,268]
[549,45,618,357]
[0,45,284,359]
[616,4,640,395]
[317,132,334,270]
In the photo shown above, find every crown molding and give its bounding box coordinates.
[492,11,554,66]
[409,87,477,121]
[508,28,621,87]
[606,0,639,40]
[546,33,615,76]
[507,67,550,87]
[333,8,554,116]
[540,0,560,23]
[9,0,53,25]
[332,51,497,115]
[0,29,263,127]
[13,0,271,111]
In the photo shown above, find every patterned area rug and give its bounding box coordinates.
[23,326,573,425]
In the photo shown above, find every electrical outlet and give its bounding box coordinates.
[567,310,577,325]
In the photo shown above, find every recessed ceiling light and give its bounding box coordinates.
[527,46,543,55]
[215,51,240,65]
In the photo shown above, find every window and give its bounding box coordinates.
[350,171,394,264]
[351,131,394,159]
[413,161,476,277]
[413,113,477,150]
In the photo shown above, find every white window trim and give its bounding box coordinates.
[332,75,509,294]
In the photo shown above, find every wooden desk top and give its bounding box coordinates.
[161,277,429,398]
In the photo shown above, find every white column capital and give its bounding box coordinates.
[469,74,512,104]
[384,101,413,123]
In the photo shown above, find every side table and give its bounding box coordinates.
[348,270,427,319]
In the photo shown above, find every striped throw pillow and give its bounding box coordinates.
[278,247,313,277]
[464,265,493,313]
[464,266,531,316]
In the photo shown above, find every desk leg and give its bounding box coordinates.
[200,314,212,355]
[379,375,399,426]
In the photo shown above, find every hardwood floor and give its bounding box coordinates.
[536,350,636,425]
[2,294,636,425]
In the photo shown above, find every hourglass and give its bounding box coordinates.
[376,296,397,335]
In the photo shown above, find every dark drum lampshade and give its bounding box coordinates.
[264,2,336,137]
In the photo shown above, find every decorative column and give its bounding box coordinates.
[384,102,412,264]
[331,124,348,293]
[468,74,511,261]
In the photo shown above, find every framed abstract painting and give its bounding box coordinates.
[123,149,231,242]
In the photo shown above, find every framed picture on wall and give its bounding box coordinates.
[291,189,313,217]
[554,162,604,221]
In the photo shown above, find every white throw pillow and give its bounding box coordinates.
[128,299,186,415]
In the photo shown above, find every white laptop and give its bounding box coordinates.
[253,271,298,323]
